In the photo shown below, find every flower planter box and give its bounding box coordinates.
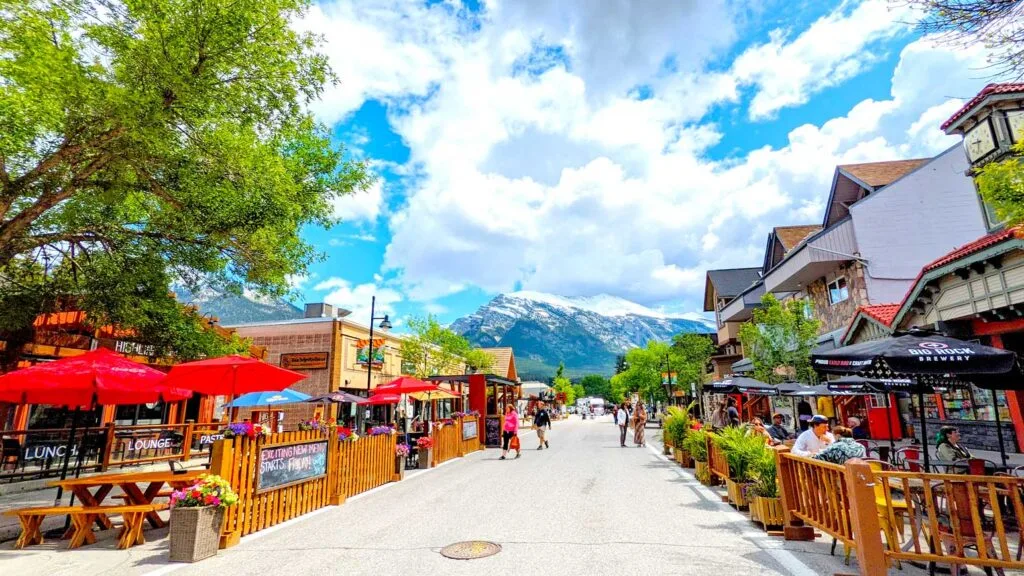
[417,447,433,469]
[751,496,784,530]
[394,456,406,481]
[169,506,224,563]
[726,479,754,510]
[694,461,718,486]
[674,449,692,468]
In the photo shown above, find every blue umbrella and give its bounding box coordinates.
[227,388,311,407]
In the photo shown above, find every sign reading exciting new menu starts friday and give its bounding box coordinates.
[257,440,328,492]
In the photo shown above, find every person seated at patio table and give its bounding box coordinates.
[813,426,865,465]
[749,417,775,445]
[847,416,870,440]
[936,426,972,463]
[791,415,834,457]
[765,413,790,444]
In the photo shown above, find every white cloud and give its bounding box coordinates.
[312,277,402,323]
[331,178,383,222]
[731,0,916,119]
[304,3,1000,312]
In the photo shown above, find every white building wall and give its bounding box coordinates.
[850,145,988,305]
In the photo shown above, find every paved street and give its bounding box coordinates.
[1,415,879,576]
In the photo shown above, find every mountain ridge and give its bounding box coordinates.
[451,292,713,379]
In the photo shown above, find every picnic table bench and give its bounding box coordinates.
[4,503,167,549]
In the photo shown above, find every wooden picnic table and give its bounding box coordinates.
[50,469,204,532]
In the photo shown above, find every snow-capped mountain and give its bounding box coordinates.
[173,286,304,325]
[451,291,714,378]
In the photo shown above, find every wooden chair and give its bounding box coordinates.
[866,459,909,567]
[931,482,1007,576]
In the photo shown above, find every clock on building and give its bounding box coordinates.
[963,119,996,163]
[1007,110,1024,143]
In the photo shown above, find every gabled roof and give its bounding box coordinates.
[704,268,761,311]
[839,304,899,345]
[480,347,518,382]
[838,159,929,188]
[774,225,822,251]
[941,83,1024,131]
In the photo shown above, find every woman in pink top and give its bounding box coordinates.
[501,404,520,460]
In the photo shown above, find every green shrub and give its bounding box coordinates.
[682,428,709,462]
[749,447,779,498]
[712,426,768,482]
[663,404,693,447]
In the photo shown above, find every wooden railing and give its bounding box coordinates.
[460,416,481,455]
[337,433,395,498]
[873,469,1024,571]
[775,447,854,549]
[431,422,460,467]
[775,446,1024,573]
[707,434,730,481]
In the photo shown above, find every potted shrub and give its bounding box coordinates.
[395,443,410,480]
[683,429,712,485]
[662,404,693,463]
[416,436,434,469]
[713,427,764,510]
[748,449,784,530]
[168,474,238,563]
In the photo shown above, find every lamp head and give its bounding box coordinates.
[378,315,393,330]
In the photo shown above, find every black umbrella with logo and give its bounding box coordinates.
[813,329,1018,470]
[703,376,780,396]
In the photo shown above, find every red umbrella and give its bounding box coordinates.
[0,348,190,406]
[165,355,307,398]
[359,393,401,405]
[373,376,442,395]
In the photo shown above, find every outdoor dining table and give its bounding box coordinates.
[50,469,204,532]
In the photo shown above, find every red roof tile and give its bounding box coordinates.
[860,304,900,327]
[922,228,1020,272]
[941,83,1024,131]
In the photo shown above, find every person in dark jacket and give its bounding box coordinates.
[534,402,552,449]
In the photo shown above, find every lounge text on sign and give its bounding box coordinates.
[257,440,328,491]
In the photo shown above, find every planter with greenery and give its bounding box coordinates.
[713,427,766,510]
[663,405,694,465]
[683,428,713,484]
[748,448,784,529]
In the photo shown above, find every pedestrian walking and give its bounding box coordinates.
[534,401,552,449]
[632,403,647,447]
[616,403,629,447]
[501,404,521,460]
[709,400,729,431]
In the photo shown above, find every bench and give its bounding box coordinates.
[4,503,168,549]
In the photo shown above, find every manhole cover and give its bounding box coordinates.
[440,540,502,560]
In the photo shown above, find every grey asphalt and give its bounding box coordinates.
[1,416,912,575]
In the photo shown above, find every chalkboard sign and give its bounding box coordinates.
[462,418,478,441]
[484,416,501,447]
[257,440,328,492]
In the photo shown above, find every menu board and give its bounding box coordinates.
[484,416,501,447]
[257,440,328,492]
[462,418,478,441]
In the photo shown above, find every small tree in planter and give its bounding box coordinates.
[169,474,238,562]
[664,405,692,465]
[416,436,434,469]
[682,429,711,484]
[395,443,410,480]
[748,448,783,529]
[713,427,765,510]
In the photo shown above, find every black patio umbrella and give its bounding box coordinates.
[703,376,780,396]
[305,391,366,422]
[813,329,1017,471]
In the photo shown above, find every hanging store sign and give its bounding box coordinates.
[355,339,386,368]
[280,352,329,370]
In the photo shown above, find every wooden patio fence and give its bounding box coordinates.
[338,433,395,498]
[774,446,1024,574]
[431,422,460,467]
[460,416,481,455]
[707,434,730,482]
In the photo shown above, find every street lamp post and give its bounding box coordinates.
[364,295,392,430]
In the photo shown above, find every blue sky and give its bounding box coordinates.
[288,0,995,329]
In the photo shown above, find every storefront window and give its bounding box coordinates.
[114,402,165,426]
[27,405,102,429]
[922,386,1009,422]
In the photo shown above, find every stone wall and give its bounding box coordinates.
[241,330,334,430]
[916,418,1020,454]
[806,261,869,334]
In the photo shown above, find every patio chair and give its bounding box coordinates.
[1,437,20,471]
[967,458,999,476]
[931,481,1007,576]
[894,447,921,472]
[992,470,1024,561]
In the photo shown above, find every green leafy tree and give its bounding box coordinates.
[976,140,1024,226]
[737,294,820,384]
[671,332,716,390]
[399,315,486,378]
[551,361,578,405]
[610,340,671,403]
[579,374,612,400]
[0,0,373,361]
